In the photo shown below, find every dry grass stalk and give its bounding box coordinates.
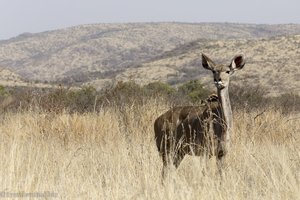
[0,100,299,199]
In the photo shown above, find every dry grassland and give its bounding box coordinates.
[0,100,299,199]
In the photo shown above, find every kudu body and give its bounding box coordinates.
[154,54,245,177]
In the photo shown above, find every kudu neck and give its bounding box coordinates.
[217,85,232,143]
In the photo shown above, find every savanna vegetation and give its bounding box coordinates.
[0,81,299,199]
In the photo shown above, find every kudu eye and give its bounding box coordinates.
[225,70,231,74]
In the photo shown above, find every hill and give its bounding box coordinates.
[0,22,300,95]
[120,35,300,96]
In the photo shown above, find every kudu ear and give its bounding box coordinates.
[230,54,245,71]
[202,53,216,71]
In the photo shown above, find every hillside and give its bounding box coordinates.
[0,22,300,95]
[119,35,300,96]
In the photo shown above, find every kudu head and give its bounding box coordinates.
[202,54,245,90]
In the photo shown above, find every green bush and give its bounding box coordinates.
[143,81,176,96]
[178,80,211,103]
[0,85,9,96]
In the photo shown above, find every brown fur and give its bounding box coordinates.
[154,95,224,176]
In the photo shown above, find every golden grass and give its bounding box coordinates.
[0,100,299,199]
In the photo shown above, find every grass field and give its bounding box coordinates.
[0,100,299,199]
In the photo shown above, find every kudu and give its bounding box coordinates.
[154,53,245,177]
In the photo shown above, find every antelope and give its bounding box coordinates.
[154,53,245,177]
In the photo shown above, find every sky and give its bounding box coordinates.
[0,0,299,40]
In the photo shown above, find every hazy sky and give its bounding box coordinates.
[0,0,299,40]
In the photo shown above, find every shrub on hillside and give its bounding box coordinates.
[67,86,98,112]
[1,81,299,114]
[230,84,300,113]
[0,85,9,96]
[178,80,211,103]
[230,84,267,111]
[101,81,145,106]
[143,81,176,96]
[272,93,300,114]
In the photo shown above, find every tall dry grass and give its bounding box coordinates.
[0,100,299,199]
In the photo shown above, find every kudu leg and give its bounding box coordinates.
[217,157,225,180]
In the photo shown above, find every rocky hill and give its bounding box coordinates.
[0,22,300,95]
